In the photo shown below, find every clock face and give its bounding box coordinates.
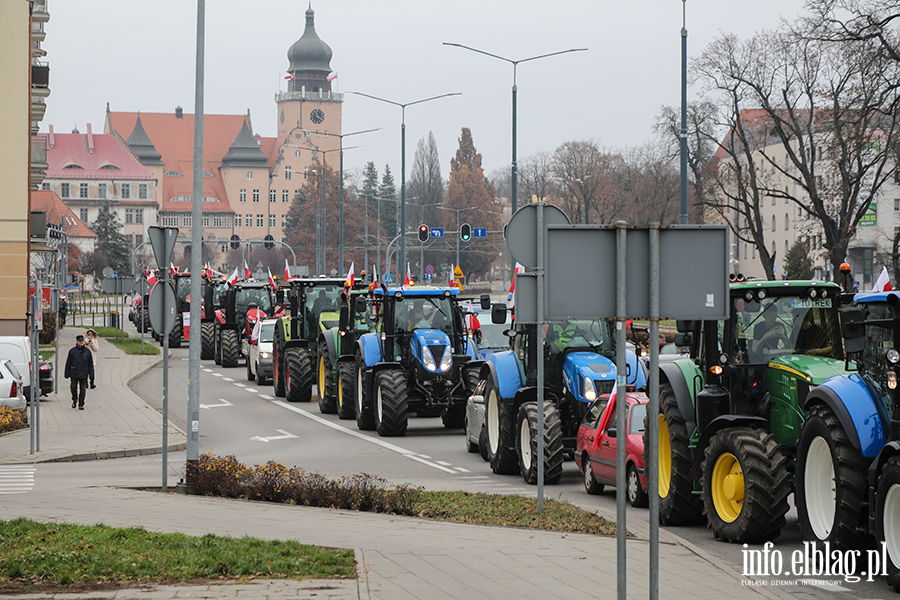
[310,109,325,124]
[280,110,284,124]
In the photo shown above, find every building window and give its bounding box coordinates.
[282,190,289,203]
[60,183,70,198]
[269,214,276,228]
[121,183,130,199]
[136,209,143,224]
[257,214,264,228]
[139,183,148,199]
[253,189,260,203]
[136,234,143,246]
[79,183,88,198]
[895,198,900,212]
[240,189,246,203]
[98,183,106,199]
[294,149,301,158]
[246,214,252,227]
[247,171,253,180]
[125,209,134,224]
[80,208,88,223]
[41,182,49,190]
[235,214,242,227]
[772,215,776,232]
[203,215,209,227]
[162,214,178,227]
[785,213,789,230]
[269,189,276,203]
[281,214,287,228]
[183,215,191,227]
[304,167,310,180]
[285,166,292,180]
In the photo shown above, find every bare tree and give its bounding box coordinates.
[801,0,900,61]
[616,142,681,226]
[518,152,556,204]
[551,140,620,224]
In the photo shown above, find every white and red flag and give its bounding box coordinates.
[284,73,294,80]
[268,267,277,290]
[508,262,524,307]
[344,262,355,288]
[873,265,893,292]
[146,269,158,286]
[244,261,252,280]
[225,267,239,290]
[403,263,411,286]
[284,259,291,282]
[371,264,378,288]
[592,385,618,452]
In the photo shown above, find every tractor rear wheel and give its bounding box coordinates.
[645,383,703,525]
[273,328,286,397]
[200,322,215,360]
[213,324,222,365]
[220,329,240,367]
[336,361,355,420]
[168,316,183,348]
[140,309,151,334]
[876,456,900,592]
[516,401,564,485]
[463,364,481,394]
[375,368,408,437]
[486,376,518,475]
[700,427,790,543]
[796,403,869,550]
[317,340,336,414]
[355,351,375,430]
[286,348,313,403]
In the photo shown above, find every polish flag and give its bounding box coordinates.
[225,267,239,290]
[873,265,893,292]
[327,72,337,82]
[403,263,411,286]
[170,262,178,275]
[146,269,158,286]
[592,385,617,452]
[284,259,291,282]
[268,267,277,290]
[371,264,378,288]
[284,73,294,80]
[344,262,355,288]
[508,262,523,307]
[244,261,252,280]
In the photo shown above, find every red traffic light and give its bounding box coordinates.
[418,224,429,242]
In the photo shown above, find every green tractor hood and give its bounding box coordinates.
[767,355,849,385]
[318,310,341,334]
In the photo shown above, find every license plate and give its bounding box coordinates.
[791,298,832,309]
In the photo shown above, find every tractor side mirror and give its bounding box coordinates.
[480,294,491,310]
[276,289,285,306]
[492,303,507,324]
[676,320,697,334]
[674,332,693,346]
[503,329,517,338]
[840,307,867,354]
[354,296,367,313]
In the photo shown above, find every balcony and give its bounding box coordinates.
[32,0,49,23]
[31,97,46,123]
[274,90,343,103]
[31,137,48,190]
[32,63,49,88]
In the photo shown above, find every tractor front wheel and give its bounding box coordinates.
[286,348,313,403]
[516,401,564,485]
[317,340,336,414]
[336,361,355,420]
[355,351,375,430]
[876,456,900,592]
[485,376,518,475]
[700,427,790,543]
[375,368,408,437]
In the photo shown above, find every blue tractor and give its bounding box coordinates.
[481,309,647,484]
[352,286,484,437]
[795,291,900,588]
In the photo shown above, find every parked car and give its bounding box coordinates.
[574,391,649,507]
[465,379,488,460]
[38,357,53,397]
[0,336,33,400]
[0,359,27,414]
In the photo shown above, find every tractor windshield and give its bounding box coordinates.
[546,319,613,355]
[175,277,191,304]
[212,282,226,308]
[859,303,895,412]
[395,296,455,337]
[730,295,840,364]
[306,285,342,322]
[236,287,272,315]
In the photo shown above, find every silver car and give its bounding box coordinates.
[465,379,488,461]
[0,359,27,413]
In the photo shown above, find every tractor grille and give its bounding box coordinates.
[595,380,614,396]
[428,345,446,361]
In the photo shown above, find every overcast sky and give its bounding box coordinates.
[41,0,806,182]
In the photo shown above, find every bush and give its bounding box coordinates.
[39,312,57,345]
[185,454,421,515]
[0,407,26,434]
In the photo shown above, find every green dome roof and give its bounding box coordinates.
[287,6,332,74]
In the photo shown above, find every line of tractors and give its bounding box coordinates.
[130,269,900,590]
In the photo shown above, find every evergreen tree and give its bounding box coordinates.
[378,165,398,242]
[92,204,131,275]
[782,239,815,280]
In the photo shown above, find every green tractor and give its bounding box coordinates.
[272,278,344,402]
[316,283,374,418]
[648,279,848,543]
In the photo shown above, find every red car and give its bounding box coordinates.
[574,392,649,507]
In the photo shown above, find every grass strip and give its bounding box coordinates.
[415,490,616,536]
[93,327,128,338]
[106,338,160,355]
[0,518,355,593]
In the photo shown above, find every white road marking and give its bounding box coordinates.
[223,377,234,382]
[274,401,458,473]
[416,454,432,459]
[259,394,273,400]
[250,429,298,443]
[454,467,470,473]
[0,466,35,494]
[436,460,452,466]
[459,476,491,480]
[244,387,258,393]
[203,368,213,372]
[199,398,234,409]
[234,382,246,387]
[212,373,223,377]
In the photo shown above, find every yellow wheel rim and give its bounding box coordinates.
[658,415,672,498]
[337,371,344,409]
[711,452,744,523]
[319,355,326,390]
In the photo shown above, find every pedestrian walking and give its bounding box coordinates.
[84,328,99,389]
[64,334,94,409]
[58,297,68,329]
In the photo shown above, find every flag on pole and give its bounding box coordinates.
[268,267,277,290]
[284,259,291,282]
[508,262,523,307]
[344,262,355,288]
[873,265,893,291]
[327,72,338,82]
[146,269,158,286]
[170,262,178,275]
[592,385,617,452]
[244,261,252,280]
[403,263,411,286]
[225,267,239,290]
[371,264,378,288]
[284,73,294,80]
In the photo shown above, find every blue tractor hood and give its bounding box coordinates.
[410,329,453,373]
[561,349,647,405]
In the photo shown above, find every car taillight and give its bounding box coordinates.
[10,381,17,398]
[39,363,51,372]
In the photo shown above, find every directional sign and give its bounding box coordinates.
[473,228,487,238]
[430,228,444,238]
[148,226,179,270]
[148,281,177,336]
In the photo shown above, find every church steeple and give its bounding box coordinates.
[286,5,333,93]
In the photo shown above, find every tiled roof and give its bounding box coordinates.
[40,126,155,181]
[30,190,97,238]
[126,115,164,166]
[106,111,276,215]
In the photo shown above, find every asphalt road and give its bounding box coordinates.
[117,344,897,599]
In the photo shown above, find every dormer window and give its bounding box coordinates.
[99,164,120,170]
[164,170,182,177]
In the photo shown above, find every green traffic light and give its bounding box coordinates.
[460,223,471,241]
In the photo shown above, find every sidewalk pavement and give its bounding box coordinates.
[0,320,832,600]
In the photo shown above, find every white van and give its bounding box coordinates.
[0,336,32,399]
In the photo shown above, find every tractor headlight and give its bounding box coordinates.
[439,346,452,371]
[887,349,900,364]
[889,371,897,390]
[584,377,597,402]
[422,347,437,372]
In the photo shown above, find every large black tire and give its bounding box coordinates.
[582,453,604,495]
[516,401,564,485]
[645,383,703,525]
[220,329,240,368]
[442,404,466,429]
[168,315,183,348]
[336,361,355,420]
[355,350,375,430]
[463,364,481,394]
[700,427,791,543]
[140,308,151,334]
[286,348,313,403]
[875,456,900,592]
[479,427,489,462]
[375,368,408,437]
[200,322,215,360]
[273,330,286,397]
[317,340,336,414]
[485,376,518,475]
[213,324,222,366]
[796,403,870,550]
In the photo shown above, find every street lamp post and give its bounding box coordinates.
[443,43,587,275]
[308,144,360,276]
[346,91,461,279]
[680,0,689,225]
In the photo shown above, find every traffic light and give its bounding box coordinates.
[418,224,429,242]
[460,223,472,242]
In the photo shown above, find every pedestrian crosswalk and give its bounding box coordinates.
[0,465,35,494]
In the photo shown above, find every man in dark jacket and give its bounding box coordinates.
[64,335,94,409]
